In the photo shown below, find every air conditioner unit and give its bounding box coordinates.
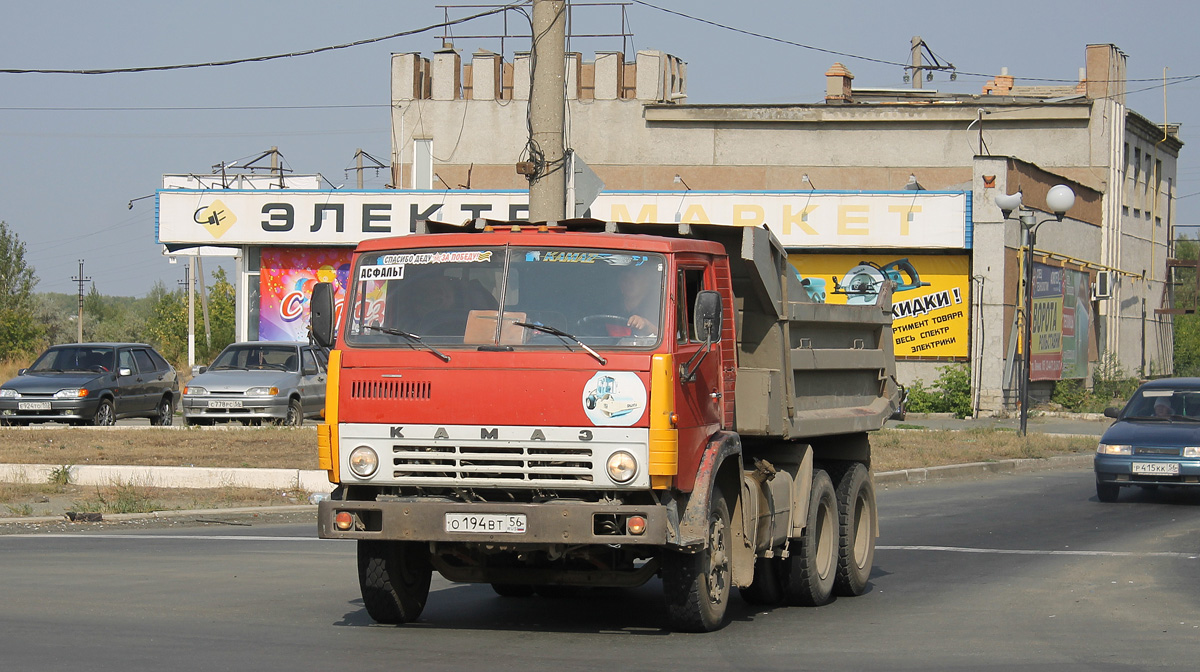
[1092,270,1112,300]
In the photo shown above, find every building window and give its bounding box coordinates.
[1122,206,1129,216]
[1134,147,1141,184]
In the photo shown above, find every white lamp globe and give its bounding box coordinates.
[1046,185,1076,216]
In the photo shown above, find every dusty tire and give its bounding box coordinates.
[739,557,785,606]
[153,396,174,426]
[283,399,303,427]
[783,469,837,607]
[833,463,876,597]
[1096,481,1120,503]
[491,583,535,598]
[662,488,732,632]
[92,399,116,426]
[357,540,432,624]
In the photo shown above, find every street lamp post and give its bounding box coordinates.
[996,185,1076,436]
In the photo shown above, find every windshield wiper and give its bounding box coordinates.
[513,322,606,365]
[364,324,451,362]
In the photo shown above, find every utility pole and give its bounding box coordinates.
[71,260,90,343]
[911,36,924,90]
[196,257,211,350]
[527,0,567,222]
[178,263,195,368]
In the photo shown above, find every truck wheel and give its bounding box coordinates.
[783,469,837,606]
[662,488,732,632]
[1096,481,1120,503]
[491,584,535,597]
[357,540,432,624]
[739,557,785,606]
[833,463,875,597]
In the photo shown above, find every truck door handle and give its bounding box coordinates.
[710,390,722,400]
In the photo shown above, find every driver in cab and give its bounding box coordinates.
[618,263,659,336]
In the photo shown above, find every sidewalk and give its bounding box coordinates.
[888,411,1111,437]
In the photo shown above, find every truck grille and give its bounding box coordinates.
[390,444,594,485]
[351,379,431,400]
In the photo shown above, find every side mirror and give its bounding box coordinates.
[693,290,723,343]
[17,368,27,376]
[310,282,335,348]
[118,368,133,377]
[191,365,207,376]
[1103,407,1120,419]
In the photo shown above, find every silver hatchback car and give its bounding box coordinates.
[182,341,327,426]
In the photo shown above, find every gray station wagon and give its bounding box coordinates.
[182,341,327,426]
[0,342,179,426]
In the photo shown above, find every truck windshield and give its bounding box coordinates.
[344,246,665,349]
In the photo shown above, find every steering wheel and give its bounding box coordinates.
[89,365,109,373]
[575,314,630,336]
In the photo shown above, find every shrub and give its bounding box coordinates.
[905,363,972,418]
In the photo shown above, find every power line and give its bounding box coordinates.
[0,103,390,112]
[0,4,525,75]
[630,0,1200,85]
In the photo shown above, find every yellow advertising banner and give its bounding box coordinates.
[789,253,971,359]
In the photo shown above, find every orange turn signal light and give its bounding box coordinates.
[627,515,647,535]
[334,511,354,531]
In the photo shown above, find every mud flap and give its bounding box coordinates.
[676,431,755,587]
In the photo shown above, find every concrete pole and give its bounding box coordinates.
[187,259,195,369]
[528,0,567,222]
[197,256,211,350]
[911,36,924,90]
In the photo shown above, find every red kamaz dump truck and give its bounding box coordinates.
[310,218,901,632]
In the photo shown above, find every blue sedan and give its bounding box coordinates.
[1095,378,1200,502]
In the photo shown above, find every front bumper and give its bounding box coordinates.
[317,498,670,546]
[0,398,101,423]
[1094,455,1200,486]
[182,396,289,421]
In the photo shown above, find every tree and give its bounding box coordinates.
[0,222,43,358]
[142,268,237,369]
[1173,238,1200,376]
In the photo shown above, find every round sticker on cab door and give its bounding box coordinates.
[582,371,647,426]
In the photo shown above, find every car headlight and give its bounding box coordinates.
[348,446,379,478]
[1097,443,1132,455]
[183,386,207,395]
[1184,447,1200,458]
[247,386,280,396]
[606,450,638,484]
[54,388,89,399]
[0,389,17,398]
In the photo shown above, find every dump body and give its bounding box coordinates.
[314,219,899,631]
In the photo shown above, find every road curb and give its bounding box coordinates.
[0,463,334,494]
[0,504,315,527]
[875,453,1094,484]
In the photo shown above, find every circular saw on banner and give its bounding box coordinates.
[833,258,930,305]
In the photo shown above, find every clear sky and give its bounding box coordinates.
[3,0,1197,296]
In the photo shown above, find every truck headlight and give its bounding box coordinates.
[606,451,638,484]
[348,446,379,478]
[54,388,89,399]
[1097,443,1132,455]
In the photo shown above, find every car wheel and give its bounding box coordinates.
[285,398,303,427]
[92,399,115,426]
[154,396,174,426]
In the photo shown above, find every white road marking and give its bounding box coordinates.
[879,545,1198,559]
[2,534,330,541]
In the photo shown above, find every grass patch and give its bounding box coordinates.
[0,427,317,469]
[870,428,1096,473]
[71,482,164,515]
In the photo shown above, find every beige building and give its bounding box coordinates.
[381,42,1180,414]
